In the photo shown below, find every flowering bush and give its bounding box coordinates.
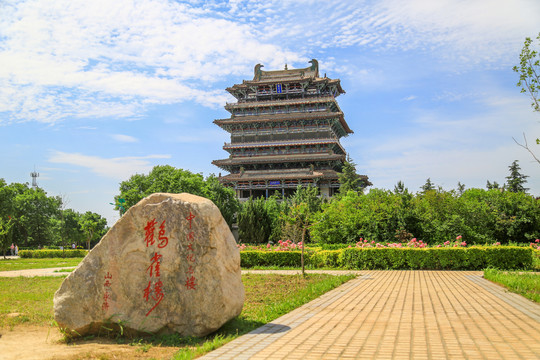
[237,239,304,252]
[530,238,540,250]
[240,246,534,270]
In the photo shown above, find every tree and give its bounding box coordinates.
[456,182,466,196]
[420,178,436,193]
[237,197,271,244]
[486,180,503,190]
[282,186,322,276]
[55,209,85,247]
[12,186,61,247]
[0,217,14,258]
[505,160,529,193]
[338,156,371,194]
[117,165,239,229]
[204,175,240,227]
[513,33,540,164]
[513,33,540,113]
[80,211,108,250]
[394,181,408,195]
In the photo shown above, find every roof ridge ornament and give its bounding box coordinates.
[309,59,319,77]
[254,63,263,81]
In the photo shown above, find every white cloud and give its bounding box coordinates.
[0,0,302,124]
[401,95,416,101]
[48,151,171,180]
[1,0,538,125]
[110,134,138,143]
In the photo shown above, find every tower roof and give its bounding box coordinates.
[226,59,345,96]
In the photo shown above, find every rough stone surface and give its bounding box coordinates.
[54,193,244,337]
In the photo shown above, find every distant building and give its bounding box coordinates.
[213,59,367,200]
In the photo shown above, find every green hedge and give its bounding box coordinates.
[19,249,88,258]
[240,246,533,270]
[241,251,302,267]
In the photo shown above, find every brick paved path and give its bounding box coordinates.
[201,271,540,360]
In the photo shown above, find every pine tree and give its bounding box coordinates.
[420,178,435,192]
[505,160,529,193]
[486,180,503,190]
[338,156,371,194]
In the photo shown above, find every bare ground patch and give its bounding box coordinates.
[0,325,179,360]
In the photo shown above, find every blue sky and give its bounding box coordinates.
[1,0,539,225]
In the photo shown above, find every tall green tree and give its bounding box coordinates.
[80,211,108,250]
[0,216,14,258]
[238,197,271,244]
[51,209,85,247]
[338,156,371,194]
[420,178,436,193]
[203,175,240,227]
[264,193,288,243]
[117,165,239,228]
[505,160,529,193]
[486,180,503,190]
[12,186,61,247]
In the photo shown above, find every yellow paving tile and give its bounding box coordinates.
[199,270,540,360]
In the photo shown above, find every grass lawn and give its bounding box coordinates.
[0,273,355,359]
[483,268,540,303]
[0,257,82,271]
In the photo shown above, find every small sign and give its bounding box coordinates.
[269,180,280,185]
[276,84,282,94]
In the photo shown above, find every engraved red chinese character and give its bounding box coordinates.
[144,218,157,247]
[143,280,164,316]
[104,279,112,287]
[158,220,168,248]
[185,276,197,290]
[147,252,162,277]
[187,265,194,275]
[186,231,195,241]
[104,272,112,279]
[102,301,110,311]
[143,281,152,302]
[186,253,195,263]
[186,212,195,229]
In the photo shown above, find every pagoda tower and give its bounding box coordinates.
[212,59,366,199]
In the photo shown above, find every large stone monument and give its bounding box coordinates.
[54,193,244,337]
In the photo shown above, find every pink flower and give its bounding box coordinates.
[267,243,271,248]
[461,242,467,247]
[456,235,462,240]
[535,239,540,243]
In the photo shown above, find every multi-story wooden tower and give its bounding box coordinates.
[213,59,365,199]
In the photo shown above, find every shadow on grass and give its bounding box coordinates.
[67,317,269,348]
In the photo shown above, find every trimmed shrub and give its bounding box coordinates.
[310,250,340,268]
[240,251,302,267]
[240,246,533,270]
[19,249,88,258]
[483,247,533,269]
[336,246,532,270]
